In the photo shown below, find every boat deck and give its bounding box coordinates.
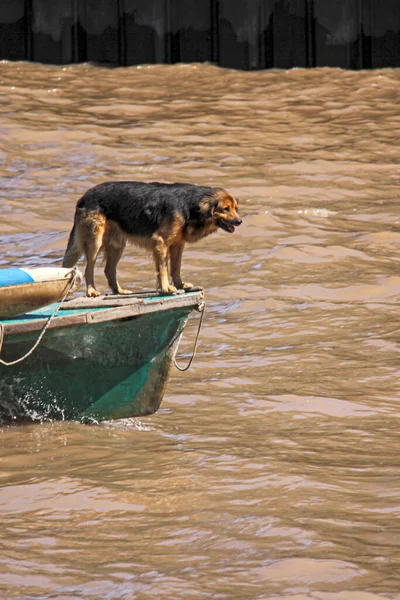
[1,288,204,336]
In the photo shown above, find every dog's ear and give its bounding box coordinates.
[200,196,218,218]
[209,199,218,215]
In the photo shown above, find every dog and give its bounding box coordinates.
[62,181,242,297]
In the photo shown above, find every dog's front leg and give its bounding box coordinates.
[152,235,176,293]
[170,242,193,290]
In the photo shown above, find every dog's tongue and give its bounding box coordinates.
[227,224,235,233]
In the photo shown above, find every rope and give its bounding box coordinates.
[174,301,205,372]
[0,268,77,367]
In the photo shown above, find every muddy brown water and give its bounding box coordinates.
[1,62,400,599]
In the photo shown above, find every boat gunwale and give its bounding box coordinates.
[1,289,204,337]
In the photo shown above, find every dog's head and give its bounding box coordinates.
[209,188,242,233]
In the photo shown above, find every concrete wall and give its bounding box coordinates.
[0,0,399,69]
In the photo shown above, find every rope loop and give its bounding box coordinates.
[174,301,205,372]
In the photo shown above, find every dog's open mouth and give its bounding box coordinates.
[218,219,236,233]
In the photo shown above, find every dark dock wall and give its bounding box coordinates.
[0,0,399,70]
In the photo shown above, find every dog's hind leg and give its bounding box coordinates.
[104,243,132,295]
[85,241,102,297]
[80,212,106,297]
[170,242,193,290]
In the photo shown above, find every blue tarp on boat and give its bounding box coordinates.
[0,269,34,288]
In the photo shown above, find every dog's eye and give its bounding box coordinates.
[224,207,230,212]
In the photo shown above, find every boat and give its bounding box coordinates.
[0,288,204,423]
[0,267,82,319]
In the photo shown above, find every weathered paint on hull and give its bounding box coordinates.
[0,307,190,422]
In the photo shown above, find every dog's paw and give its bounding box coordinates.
[87,287,101,298]
[160,284,184,295]
[173,281,194,290]
[117,288,133,295]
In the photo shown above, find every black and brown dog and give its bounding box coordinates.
[62,181,242,297]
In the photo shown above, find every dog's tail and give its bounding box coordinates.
[62,215,82,268]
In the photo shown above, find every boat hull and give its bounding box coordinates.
[0,305,193,422]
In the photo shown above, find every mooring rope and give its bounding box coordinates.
[174,301,205,372]
[0,268,77,367]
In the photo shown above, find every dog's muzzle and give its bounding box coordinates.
[218,217,242,233]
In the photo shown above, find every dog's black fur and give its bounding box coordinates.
[77,182,220,236]
[63,181,241,297]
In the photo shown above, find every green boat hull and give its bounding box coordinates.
[0,293,202,422]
